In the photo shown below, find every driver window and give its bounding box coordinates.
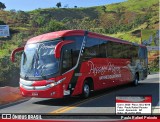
[61,44,74,74]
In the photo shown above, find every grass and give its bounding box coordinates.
[141,29,157,42]
[107,0,158,13]
[11,27,29,31]
[108,21,158,45]
[109,32,141,44]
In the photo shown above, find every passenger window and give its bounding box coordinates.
[112,42,121,58]
[106,41,113,58]
[84,37,99,59]
[99,40,107,58]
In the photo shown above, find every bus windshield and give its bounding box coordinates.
[20,40,60,80]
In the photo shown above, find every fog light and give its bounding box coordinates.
[21,92,24,95]
[63,84,66,89]
[51,92,56,96]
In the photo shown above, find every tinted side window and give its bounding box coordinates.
[106,41,113,58]
[63,35,83,68]
[112,42,122,58]
[61,44,74,73]
[64,36,83,50]
[106,42,134,59]
[121,43,131,59]
[132,46,138,58]
[128,45,132,58]
[84,37,99,58]
[99,39,107,58]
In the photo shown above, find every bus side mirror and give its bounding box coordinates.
[54,40,74,58]
[10,47,24,62]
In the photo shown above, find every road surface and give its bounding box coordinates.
[0,73,159,116]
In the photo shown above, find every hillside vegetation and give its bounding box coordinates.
[0,0,159,85]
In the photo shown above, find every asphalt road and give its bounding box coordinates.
[0,73,159,116]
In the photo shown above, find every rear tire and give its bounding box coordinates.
[133,73,139,86]
[82,82,90,98]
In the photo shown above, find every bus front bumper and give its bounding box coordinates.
[20,85,64,98]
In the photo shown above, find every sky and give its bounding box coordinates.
[0,0,126,11]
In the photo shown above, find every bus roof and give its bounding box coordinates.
[27,30,146,47]
[27,30,84,44]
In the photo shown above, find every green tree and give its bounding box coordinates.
[56,2,61,8]
[0,20,5,25]
[15,10,29,23]
[37,19,66,34]
[0,2,6,10]
[47,19,66,31]
[99,13,117,29]
[30,15,49,28]
[102,6,106,13]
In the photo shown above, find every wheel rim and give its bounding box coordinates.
[135,78,138,85]
[135,75,138,85]
[84,84,89,97]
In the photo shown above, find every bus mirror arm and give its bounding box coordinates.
[10,47,24,62]
[54,40,74,58]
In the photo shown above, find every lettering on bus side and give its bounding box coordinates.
[87,61,121,80]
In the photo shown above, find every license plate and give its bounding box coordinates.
[32,92,38,96]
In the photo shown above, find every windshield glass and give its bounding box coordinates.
[20,40,60,80]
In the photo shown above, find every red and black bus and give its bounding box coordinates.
[11,30,148,98]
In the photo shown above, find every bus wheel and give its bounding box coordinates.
[133,73,139,86]
[82,82,90,98]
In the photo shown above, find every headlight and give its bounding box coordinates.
[47,77,66,87]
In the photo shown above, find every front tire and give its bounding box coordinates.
[82,82,90,98]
